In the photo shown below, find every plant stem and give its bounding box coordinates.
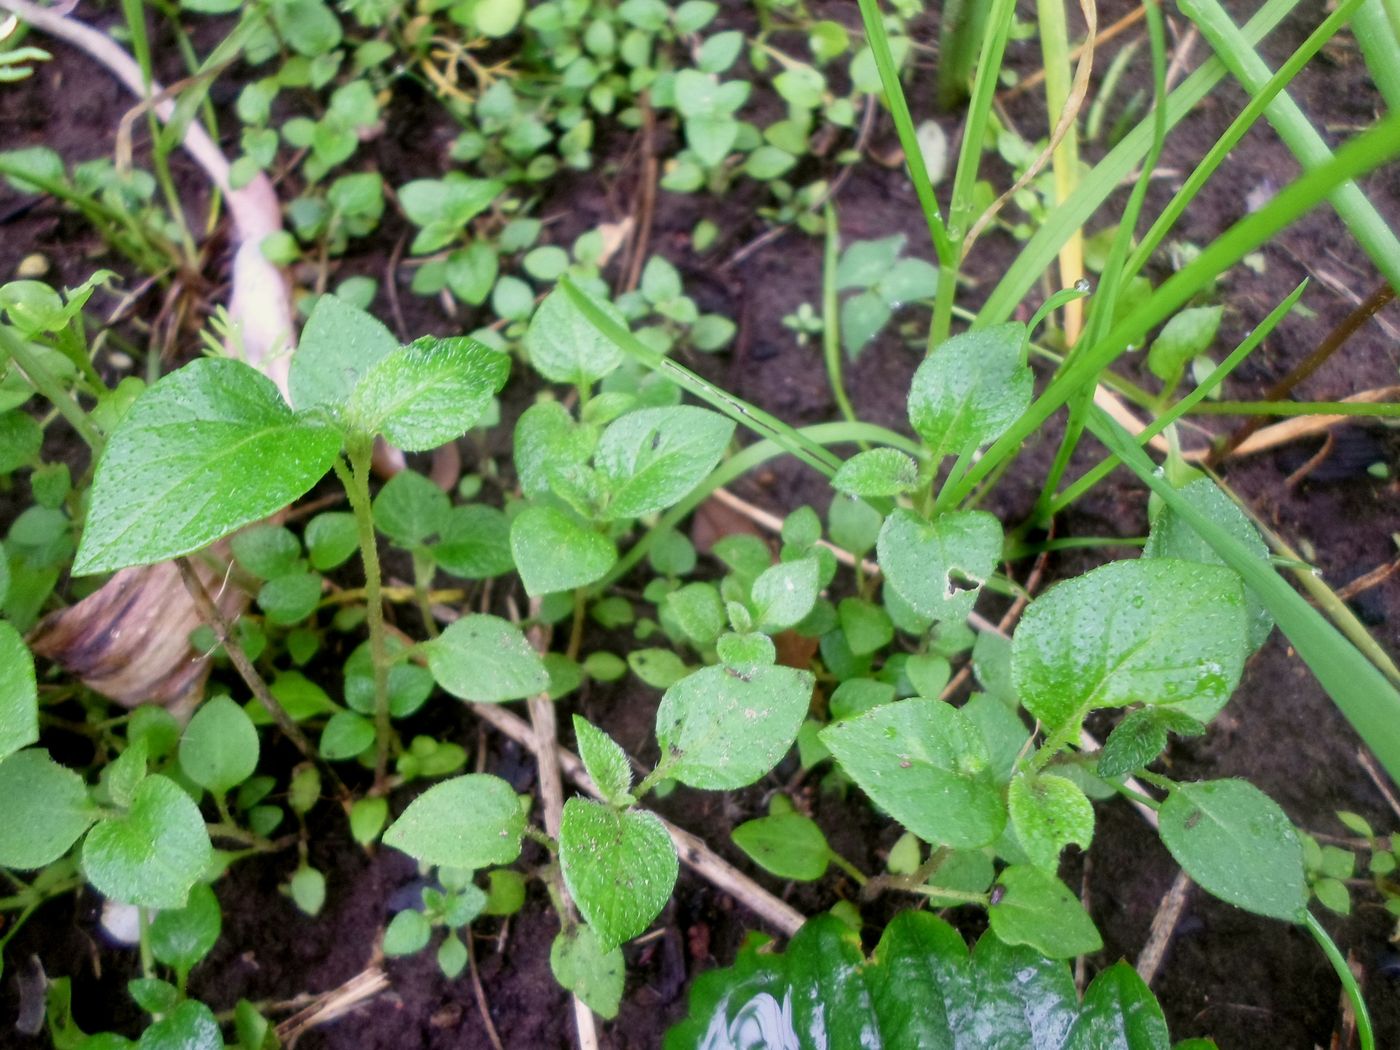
[336,448,392,793]
[821,205,861,431]
[1303,910,1375,1050]
[0,325,103,452]
[828,851,869,886]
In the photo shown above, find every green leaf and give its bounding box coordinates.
[179,696,260,793]
[655,663,814,789]
[349,796,389,844]
[820,697,1005,849]
[289,865,326,915]
[572,715,634,805]
[383,909,431,955]
[83,774,213,909]
[1067,962,1172,1049]
[595,407,734,519]
[732,812,830,881]
[837,235,905,290]
[629,647,691,689]
[305,511,359,571]
[832,448,921,497]
[0,749,97,868]
[559,798,678,950]
[510,505,617,596]
[1008,773,1095,873]
[0,621,37,762]
[840,290,891,358]
[257,570,323,625]
[138,1000,222,1050]
[74,360,342,575]
[1012,558,1248,734]
[1143,476,1273,651]
[289,293,399,412]
[373,469,449,547]
[1158,779,1308,921]
[876,509,1002,624]
[1097,707,1204,778]
[231,524,300,580]
[383,774,525,869]
[432,504,514,579]
[319,710,375,760]
[398,178,505,253]
[525,287,627,386]
[346,336,508,450]
[989,864,1103,959]
[837,598,894,657]
[424,614,549,702]
[551,925,625,1019]
[908,324,1031,459]
[750,556,820,632]
[1148,305,1222,384]
[150,883,221,976]
[667,912,1179,1049]
[514,399,596,499]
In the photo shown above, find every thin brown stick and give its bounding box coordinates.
[1209,282,1396,465]
[1222,386,1400,459]
[1334,560,1400,602]
[1357,749,1400,824]
[1002,4,1146,100]
[176,558,352,806]
[1136,869,1192,985]
[467,934,506,1050]
[619,95,657,295]
[275,965,388,1047]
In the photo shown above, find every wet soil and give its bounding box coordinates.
[3,0,1400,1047]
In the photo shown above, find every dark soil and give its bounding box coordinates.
[3,0,1400,1048]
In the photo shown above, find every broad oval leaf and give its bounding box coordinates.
[525,287,627,386]
[551,925,626,1020]
[82,774,213,909]
[989,864,1103,959]
[876,509,1002,624]
[510,505,618,597]
[0,621,38,762]
[1012,558,1248,734]
[74,359,342,575]
[820,696,1005,849]
[666,911,1180,1049]
[750,556,819,633]
[559,798,678,951]
[655,663,814,789]
[732,812,830,881]
[0,749,98,868]
[289,293,399,412]
[346,336,509,450]
[138,1000,223,1050]
[595,406,735,519]
[1158,779,1308,922]
[179,695,260,794]
[149,883,221,975]
[1007,772,1094,873]
[424,614,549,703]
[1143,477,1273,651]
[908,323,1032,459]
[832,448,921,497]
[383,773,525,869]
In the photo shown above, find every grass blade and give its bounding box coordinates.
[1087,406,1400,786]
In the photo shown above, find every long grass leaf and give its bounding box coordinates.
[1087,406,1400,785]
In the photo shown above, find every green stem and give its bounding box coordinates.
[336,449,392,792]
[912,883,989,906]
[412,550,441,640]
[828,851,869,886]
[0,326,103,452]
[822,205,861,432]
[1303,911,1375,1050]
